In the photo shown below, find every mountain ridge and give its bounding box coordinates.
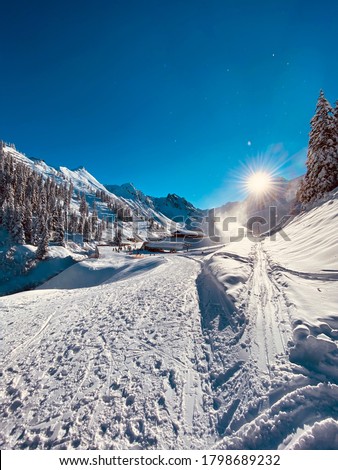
[1,139,303,235]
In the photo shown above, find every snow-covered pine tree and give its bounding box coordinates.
[3,192,15,235]
[83,217,91,242]
[11,208,26,245]
[95,221,103,241]
[36,217,50,260]
[68,211,78,234]
[65,182,73,208]
[298,90,338,203]
[54,207,65,246]
[23,202,33,244]
[334,100,338,149]
[14,165,25,207]
[79,193,88,217]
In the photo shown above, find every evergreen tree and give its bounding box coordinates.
[95,222,103,241]
[68,211,78,234]
[79,193,88,217]
[11,208,26,245]
[36,217,50,260]
[334,100,338,147]
[3,195,15,235]
[91,201,98,232]
[298,90,338,203]
[23,202,33,244]
[83,217,91,242]
[54,212,65,246]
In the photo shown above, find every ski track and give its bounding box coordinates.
[0,242,336,449]
[243,243,291,377]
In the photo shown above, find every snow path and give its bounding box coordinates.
[196,243,308,440]
[243,243,291,376]
[0,256,213,450]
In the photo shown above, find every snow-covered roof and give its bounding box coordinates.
[172,228,202,235]
[143,241,186,250]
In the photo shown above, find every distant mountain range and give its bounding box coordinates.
[105,183,205,224]
[1,140,303,237]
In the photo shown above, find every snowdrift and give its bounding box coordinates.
[38,254,167,290]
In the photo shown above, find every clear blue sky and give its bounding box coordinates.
[1,0,337,208]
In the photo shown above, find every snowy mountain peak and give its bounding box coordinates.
[105,183,203,223]
[105,182,144,201]
[72,165,87,172]
[166,193,193,207]
[121,182,137,191]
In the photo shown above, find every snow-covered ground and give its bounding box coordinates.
[0,191,337,450]
[0,253,213,449]
[0,245,86,297]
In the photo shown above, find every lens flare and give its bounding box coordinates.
[246,171,272,194]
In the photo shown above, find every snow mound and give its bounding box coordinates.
[0,245,81,296]
[290,330,338,381]
[38,255,166,289]
[217,383,338,450]
[289,418,338,449]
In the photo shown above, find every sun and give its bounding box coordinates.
[246,171,272,194]
[232,145,290,199]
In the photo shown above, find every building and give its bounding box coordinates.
[141,241,187,253]
[170,228,204,239]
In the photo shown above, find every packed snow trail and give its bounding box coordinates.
[192,243,296,438]
[243,243,290,376]
[0,256,213,450]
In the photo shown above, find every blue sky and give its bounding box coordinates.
[0,0,337,208]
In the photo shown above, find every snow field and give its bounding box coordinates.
[1,190,338,450]
[0,255,214,449]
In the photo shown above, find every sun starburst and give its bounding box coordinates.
[245,171,272,195]
[230,145,292,200]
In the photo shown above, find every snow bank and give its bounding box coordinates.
[0,246,81,296]
[207,253,251,303]
[216,383,338,450]
[289,326,338,381]
[38,254,167,289]
[275,272,338,329]
[265,189,338,273]
[289,418,338,449]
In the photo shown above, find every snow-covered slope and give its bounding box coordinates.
[1,144,109,197]
[60,166,110,194]
[265,188,338,273]
[152,194,204,223]
[1,143,117,206]
[0,143,190,236]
